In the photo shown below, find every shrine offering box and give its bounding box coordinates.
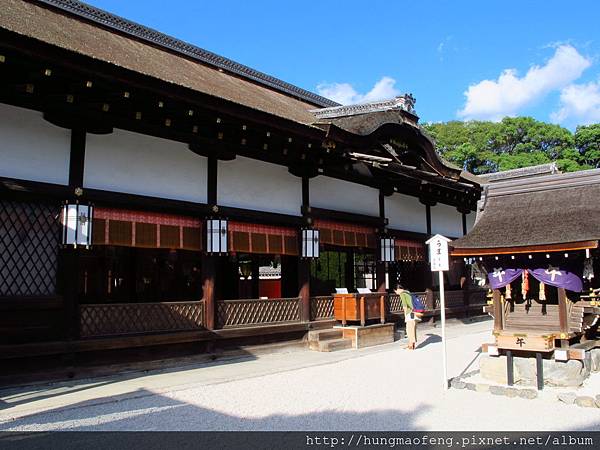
[333,293,385,326]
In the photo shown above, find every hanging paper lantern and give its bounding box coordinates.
[61,201,93,248]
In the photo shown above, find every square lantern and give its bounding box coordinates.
[380,236,395,262]
[61,202,93,248]
[206,218,228,254]
[301,228,319,258]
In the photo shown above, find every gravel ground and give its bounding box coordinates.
[2,320,600,431]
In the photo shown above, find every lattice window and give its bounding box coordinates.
[0,200,60,296]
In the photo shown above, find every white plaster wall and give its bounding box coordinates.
[84,129,207,202]
[466,212,476,232]
[385,193,427,233]
[310,176,379,217]
[218,157,302,216]
[0,103,70,184]
[431,203,463,238]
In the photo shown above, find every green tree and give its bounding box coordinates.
[574,124,600,168]
[423,117,595,174]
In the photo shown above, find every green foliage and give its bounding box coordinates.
[423,117,598,174]
[574,124,600,168]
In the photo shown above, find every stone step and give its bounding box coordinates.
[307,329,343,342]
[318,338,353,352]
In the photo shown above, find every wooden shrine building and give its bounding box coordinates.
[0,0,482,378]
[451,168,600,386]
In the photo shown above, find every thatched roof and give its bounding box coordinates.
[452,169,600,254]
[0,0,335,125]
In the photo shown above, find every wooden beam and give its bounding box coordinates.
[462,213,467,236]
[426,204,432,236]
[451,240,599,256]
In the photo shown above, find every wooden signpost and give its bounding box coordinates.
[426,234,451,391]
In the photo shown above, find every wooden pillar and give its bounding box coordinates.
[461,213,467,236]
[425,204,432,236]
[251,258,260,298]
[60,247,81,340]
[207,156,218,206]
[536,352,544,390]
[492,289,502,331]
[69,128,86,188]
[202,254,216,330]
[301,176,310,213]
[298,258,310,322]
[506,350,514,386]
[558,287,569,348]
[61,128,87,340]
[375,262,386,292]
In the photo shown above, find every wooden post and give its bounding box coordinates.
[493,289,502,331]
[202,254,216,330]
[68,128,86,188]
[379,294,385,324]
[360,295,366,327]
[425,204,432,236]
[60,247,81,340]
[461,213,467,236]
[558,288,569,348]
[375,261,386,292]
[298,258,310,322]
[536,352,544,390]
[506,350,514,386]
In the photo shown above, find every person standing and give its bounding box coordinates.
[394,283,418,350]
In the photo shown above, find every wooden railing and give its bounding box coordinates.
[216,297,301,328]
[310,296,334,321]
[79,300,205,338]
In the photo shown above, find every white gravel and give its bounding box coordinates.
[2,320,600,431]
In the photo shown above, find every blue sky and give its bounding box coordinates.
[86,0,600,129]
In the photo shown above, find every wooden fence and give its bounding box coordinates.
[78,289,487,338]
[79,300,205,338]
[216,297,301,328]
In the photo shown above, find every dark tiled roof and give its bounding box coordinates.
[0,0,335,125]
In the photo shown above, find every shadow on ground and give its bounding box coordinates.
[0,388,429,432]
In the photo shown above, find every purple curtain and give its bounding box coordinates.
[528,268,583,293]
[488,268,524,289]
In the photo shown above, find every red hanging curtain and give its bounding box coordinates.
[313,219,377,248]
[92,208,202,250]
[393,238,426,262]
[228,221,298,255]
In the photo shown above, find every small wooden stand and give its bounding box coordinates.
[333,293,385,326]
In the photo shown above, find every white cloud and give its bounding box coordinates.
[551,80,600,124]
[458,45,591,121]
[316,76,401,105]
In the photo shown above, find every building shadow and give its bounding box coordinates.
[0,388,430,432]
[0,349,262,412]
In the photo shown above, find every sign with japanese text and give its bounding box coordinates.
[426,234,450,272]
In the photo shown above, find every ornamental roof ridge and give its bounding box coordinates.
[310,94,417,119]
[32,0,338,108]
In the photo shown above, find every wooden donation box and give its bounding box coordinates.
[334,293,386,326]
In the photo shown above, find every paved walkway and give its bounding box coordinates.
[2,319,600,431]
